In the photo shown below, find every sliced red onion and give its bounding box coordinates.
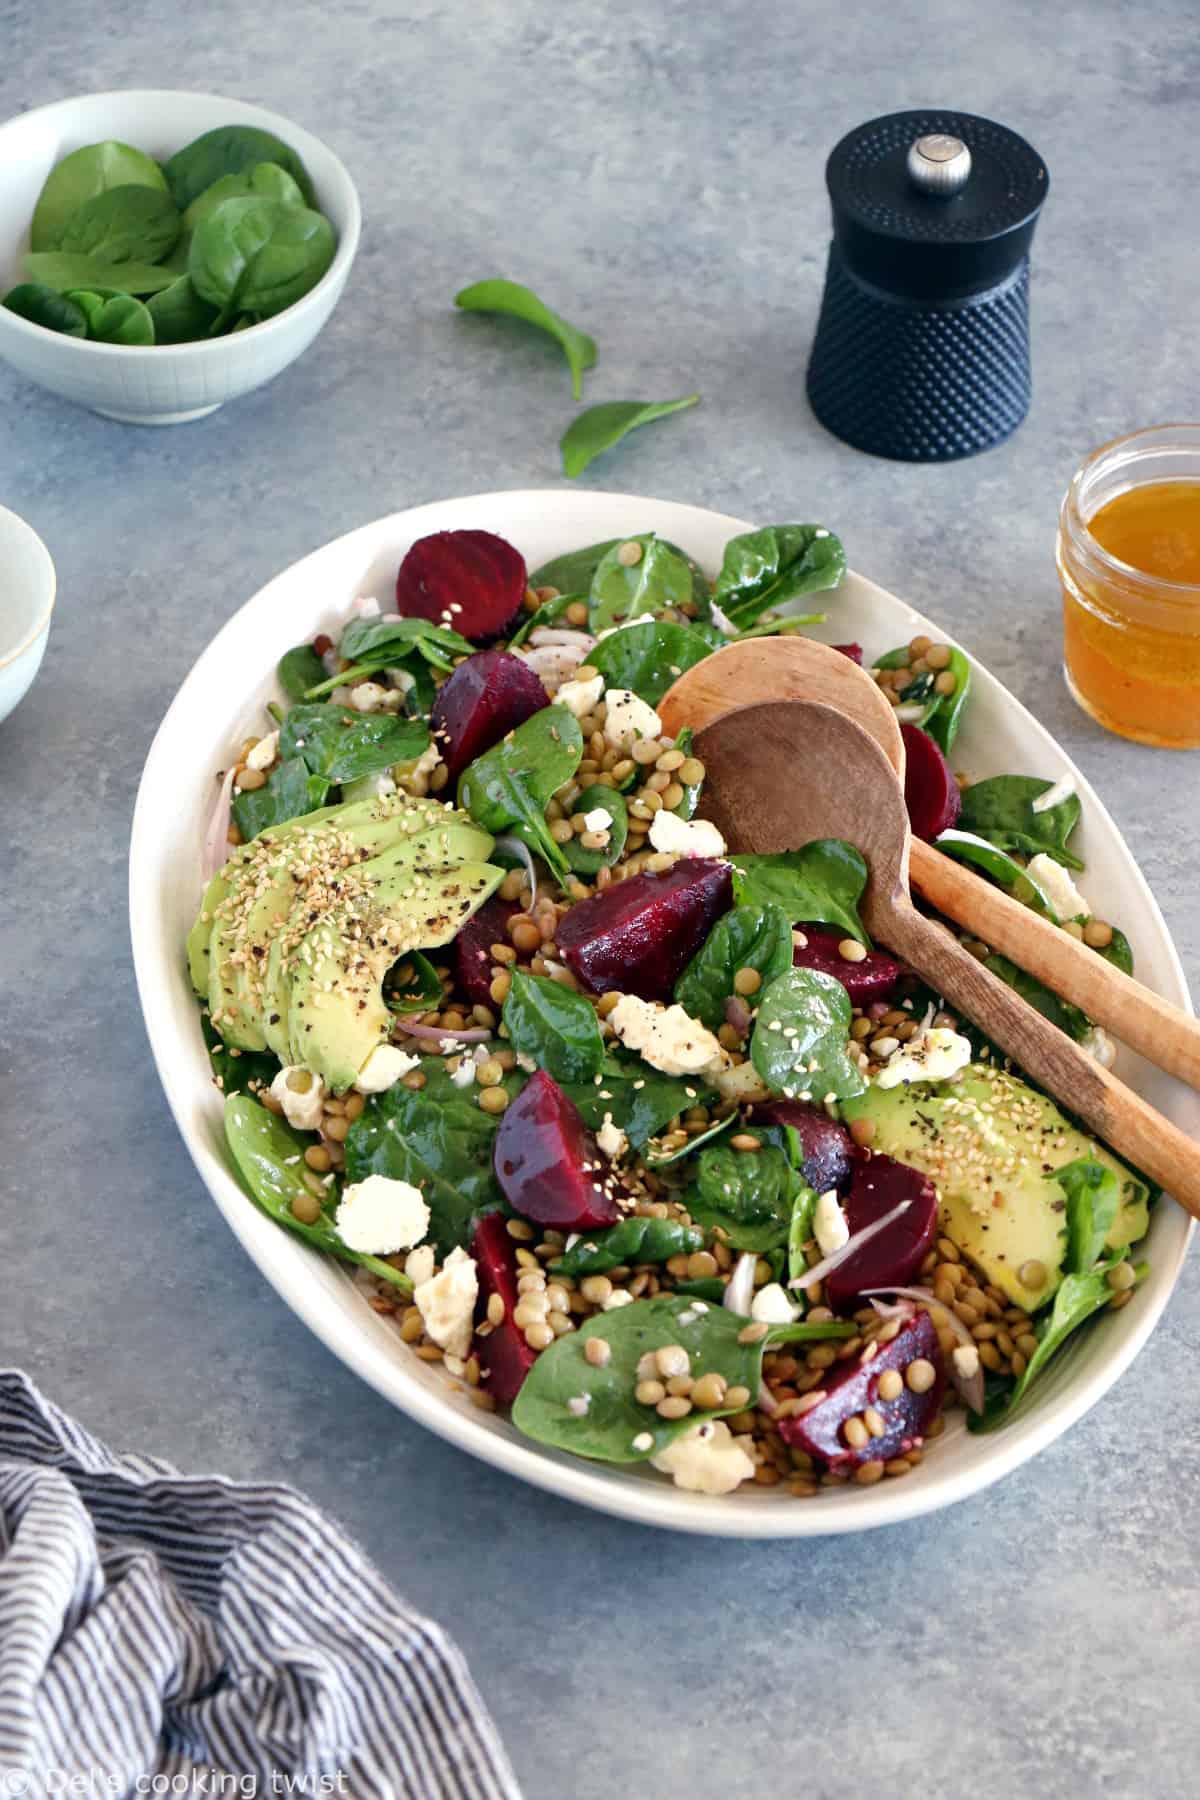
[787,1199,912,1295]
[493,834,537,904]
[723,1251,757,1316]
[868,1296,915,1320]
[756,1385,779,1417]
[202,763,239,880]
[396,1020,492,1046]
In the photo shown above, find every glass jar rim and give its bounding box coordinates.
[1062,421,1200,600]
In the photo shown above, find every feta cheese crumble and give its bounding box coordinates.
[875,1027,973,1089]
[813,1189,850,1257]
[355,1044,420,1094]
[245,731,278,772]
[1031,773,1077,814]
[1081,1025,1117,1069]
[450,1058,477,1089]
[583,805,613,834]
[603,688,662,748]
[405,1244,435,1286]
[647,810,727,859]
[650,1420,756,1495]
[556,672,604,719]
[336,1174,430,1256]
[952,1343,981,1381]
[413,1247,478,1358]
[609,994,723,1077]
[750,1282,800,1325]
[269,1066,325,1132]
[708,599,738,637]
[1026,853,1090,922]
[349,681,399,713]
[596,1112,628,1160]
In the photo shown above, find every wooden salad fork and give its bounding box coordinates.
[660,637,1200,1092]
[686,698,1200,1216]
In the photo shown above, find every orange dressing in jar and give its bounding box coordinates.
[1058,426,1200,748]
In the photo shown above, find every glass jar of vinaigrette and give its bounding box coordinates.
[1058,423,1200,748]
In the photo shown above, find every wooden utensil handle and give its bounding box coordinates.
[883,901,1200,1218]
[910,838,1200,1090]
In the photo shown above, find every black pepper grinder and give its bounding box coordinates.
[806,110,1049,462]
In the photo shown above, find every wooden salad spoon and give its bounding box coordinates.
[660,637,1200,1091]
[690,699,1200,1215]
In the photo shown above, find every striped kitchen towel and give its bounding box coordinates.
[0,1371,521,1799]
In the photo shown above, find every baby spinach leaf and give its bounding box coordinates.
[81,293,155,345]
[502,969,605,1082]
[2,283,88,336]
[712,524,846,630]
[675,902,792,1030]
[787,1175,820,1286]
[383,950,443,1015]
[562,785,627,874]
[188,198,335,320]
[687,1143,805,1251]
[549,1216,703,1277]
[279,703,429,784]
[982,954,1090,1043]
[506,591,579,649]
[224,1095,411,1292]
[528,540,619,596]
[277,643,328,702]
[458,706,583,882]
[958,775,1084,871]
[183,161,306,231]
[936,829,1061,920]
[673,1277,727,1303]
[1099,926,1134,976]
[560,1051,715,1150]
[231,755,330,842]
[767,1318,858,1345]
[875,643,972,752]
[22,251,178,295]
[750,966,866,1103]
[586,618,713,706]
[144,274,221,343]
[164,124,314,211]
[511,1293,765,1462]
[31,140,168,252]
[59,183,181,266]
[455,277,597,400]
[561,395,700,481]
[343,1059,517,1256]
[1059,1159,1121,1275]
[671,726,703,819]
[730,839,869,944]
[589,533,698,632]
[339,613,474,672]
[969,1251,1143,1434]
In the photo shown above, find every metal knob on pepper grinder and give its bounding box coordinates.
[806,109,1049,462]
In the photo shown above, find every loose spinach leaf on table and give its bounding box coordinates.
[958,775,1084,871]
[59,183,181,266]
[731,839,869,944]
[935,829,1061,920]
[875,643,972,753]
[183,161,306,231]
[22,251,179,295]
[189,197,335,321]
[560,1051,715,1150]
[586,617,714,706]
[562,785,628,875]
[750,966,866,1103]
[31,140,169,251]
[343,1058,521,1256]
[687,1143,807,1252]
[1059,1159,1121,1276]
[455,277,597,400]
[982,953,1090,1043]
[588,534,699,632]
[277,643,329,702]
[502,968,605,1082]
[231,755,330,842]
[164,124,315,211]
[674,902,793,1031]
[712,524,846,631]
[458,705,583,882]
[224,1095,412,1292]
[511,1293,767,1462]
[2,283,88,336]
[549,1217,703,1277]
[279,703,429,784]
[561,395,700,481]
[144,274,220,343]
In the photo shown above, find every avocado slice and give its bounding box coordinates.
[286,857,504,1090]
[842,1064,1150,1310]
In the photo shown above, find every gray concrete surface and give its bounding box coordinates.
[2,3,1197,1794]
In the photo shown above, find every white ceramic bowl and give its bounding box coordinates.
[0,504,55,722]
[0,90,360,424]
[130,490,1195,1536]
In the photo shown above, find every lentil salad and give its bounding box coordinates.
[191,520,1154,1500]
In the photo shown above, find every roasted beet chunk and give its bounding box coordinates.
[792,924,905,1005]
[454,895,518,1008]
[751,1100,854,1195]
[493,1071,622,1231]
[823,1151,939,1308]
[901,722,961,841]
[778,1308,944,1471]
[471,1211,537,1403]
[395,529,527,643]
[557,858,733,1000]
[833,642,863,665]
[433,648,548,780]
